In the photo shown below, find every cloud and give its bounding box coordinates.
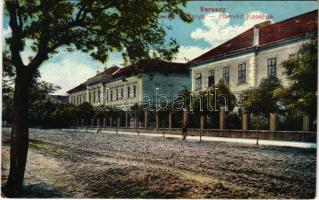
[191,11,273,47]
[39,56,97,95]
[173,46,210,63]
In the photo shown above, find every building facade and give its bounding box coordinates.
[67,59,191,109]
[189,10,317,99]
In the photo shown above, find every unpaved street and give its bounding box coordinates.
[1,128,316,198]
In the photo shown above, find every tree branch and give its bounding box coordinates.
[5,0,25,68]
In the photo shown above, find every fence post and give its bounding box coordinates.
[219,108,225,130]
[242,111,250,130]
[303,113,310,131]
[156,111,159,131]
[103,118,106,127]
[168,111,172,134]
[110,116,113,128]
[269,113,278,131]
[200,113,204,142]
[97,118,100,128]
[125,112,129,128]
[135,114,139,136]
[116,114,120,134]
[144,111,149,129]
[183,109,188,127]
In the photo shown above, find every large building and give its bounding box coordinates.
[67,59,190,110]
[189,10,317,99]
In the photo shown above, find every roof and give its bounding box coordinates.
[67,82,87,94]
[189,10,317,65]
[112,59,189,78]
[87,66,119,82]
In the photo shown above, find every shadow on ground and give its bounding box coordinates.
[21,182,70,198]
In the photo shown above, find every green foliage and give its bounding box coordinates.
[78,102,95,120]
[191,79,237,112]
[274,40,317,118]
[240,77,282,116]
[5,0,193,68]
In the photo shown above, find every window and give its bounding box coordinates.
[133,85,137,97]
[89,93,91,103]
[223,67,229,85]
[195,73,202,90]
[93,91,96,103]
[127,86,131,98]
[106,90,109,102]
[116,89,119,100]
[121,88,124,100]
[267,57,277,77]
[238,63,246,84]
[208,70,215,87]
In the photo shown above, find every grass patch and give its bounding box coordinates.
[29,139,70,155]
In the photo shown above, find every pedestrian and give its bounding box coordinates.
[182,124,188,141]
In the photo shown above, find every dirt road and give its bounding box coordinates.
[1,128,316,198]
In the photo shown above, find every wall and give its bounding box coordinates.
[256,40,305,86]
[142,73,191,104]
[69,90,87,105]
[191,53,256,97]
[105,76,143,110]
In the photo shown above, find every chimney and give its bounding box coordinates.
[253,21,271,46]
[96,70,100,74]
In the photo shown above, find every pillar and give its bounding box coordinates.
[117,115,120,128]
[97,118,100,127]
[156,112,159,130]
[110,116,113,128]
[200,113,204,130]
[183,110,188,127]
[219,109,225,130]
[144,111,149,129]
[125,112,129,128]
[168,112,172,129]
[303,113,310,131]
[242,111,250,130]
[134,114,138,128]
[103,118,106,127]
[269,113,278,131]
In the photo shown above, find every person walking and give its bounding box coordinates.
[182,124,188,141]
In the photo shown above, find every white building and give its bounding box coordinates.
[67,59,191,110]
[189,10,317,99]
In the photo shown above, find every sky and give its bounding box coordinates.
[2,1,317,95]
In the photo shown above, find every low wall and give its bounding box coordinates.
[78,127,316,143]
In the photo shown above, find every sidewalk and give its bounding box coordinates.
[66,128,317,149]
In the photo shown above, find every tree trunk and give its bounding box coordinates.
[5,68,33,197]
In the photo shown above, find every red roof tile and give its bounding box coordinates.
[87,66,119,81]
[67,82,86,94]
[189,10,317,65]
[259,10,317,45]
[112,59,188,78]
[189,28,254,64]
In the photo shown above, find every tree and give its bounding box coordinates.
[4,1,192,196]
[274,40,317,129]
[240,77,282,131]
